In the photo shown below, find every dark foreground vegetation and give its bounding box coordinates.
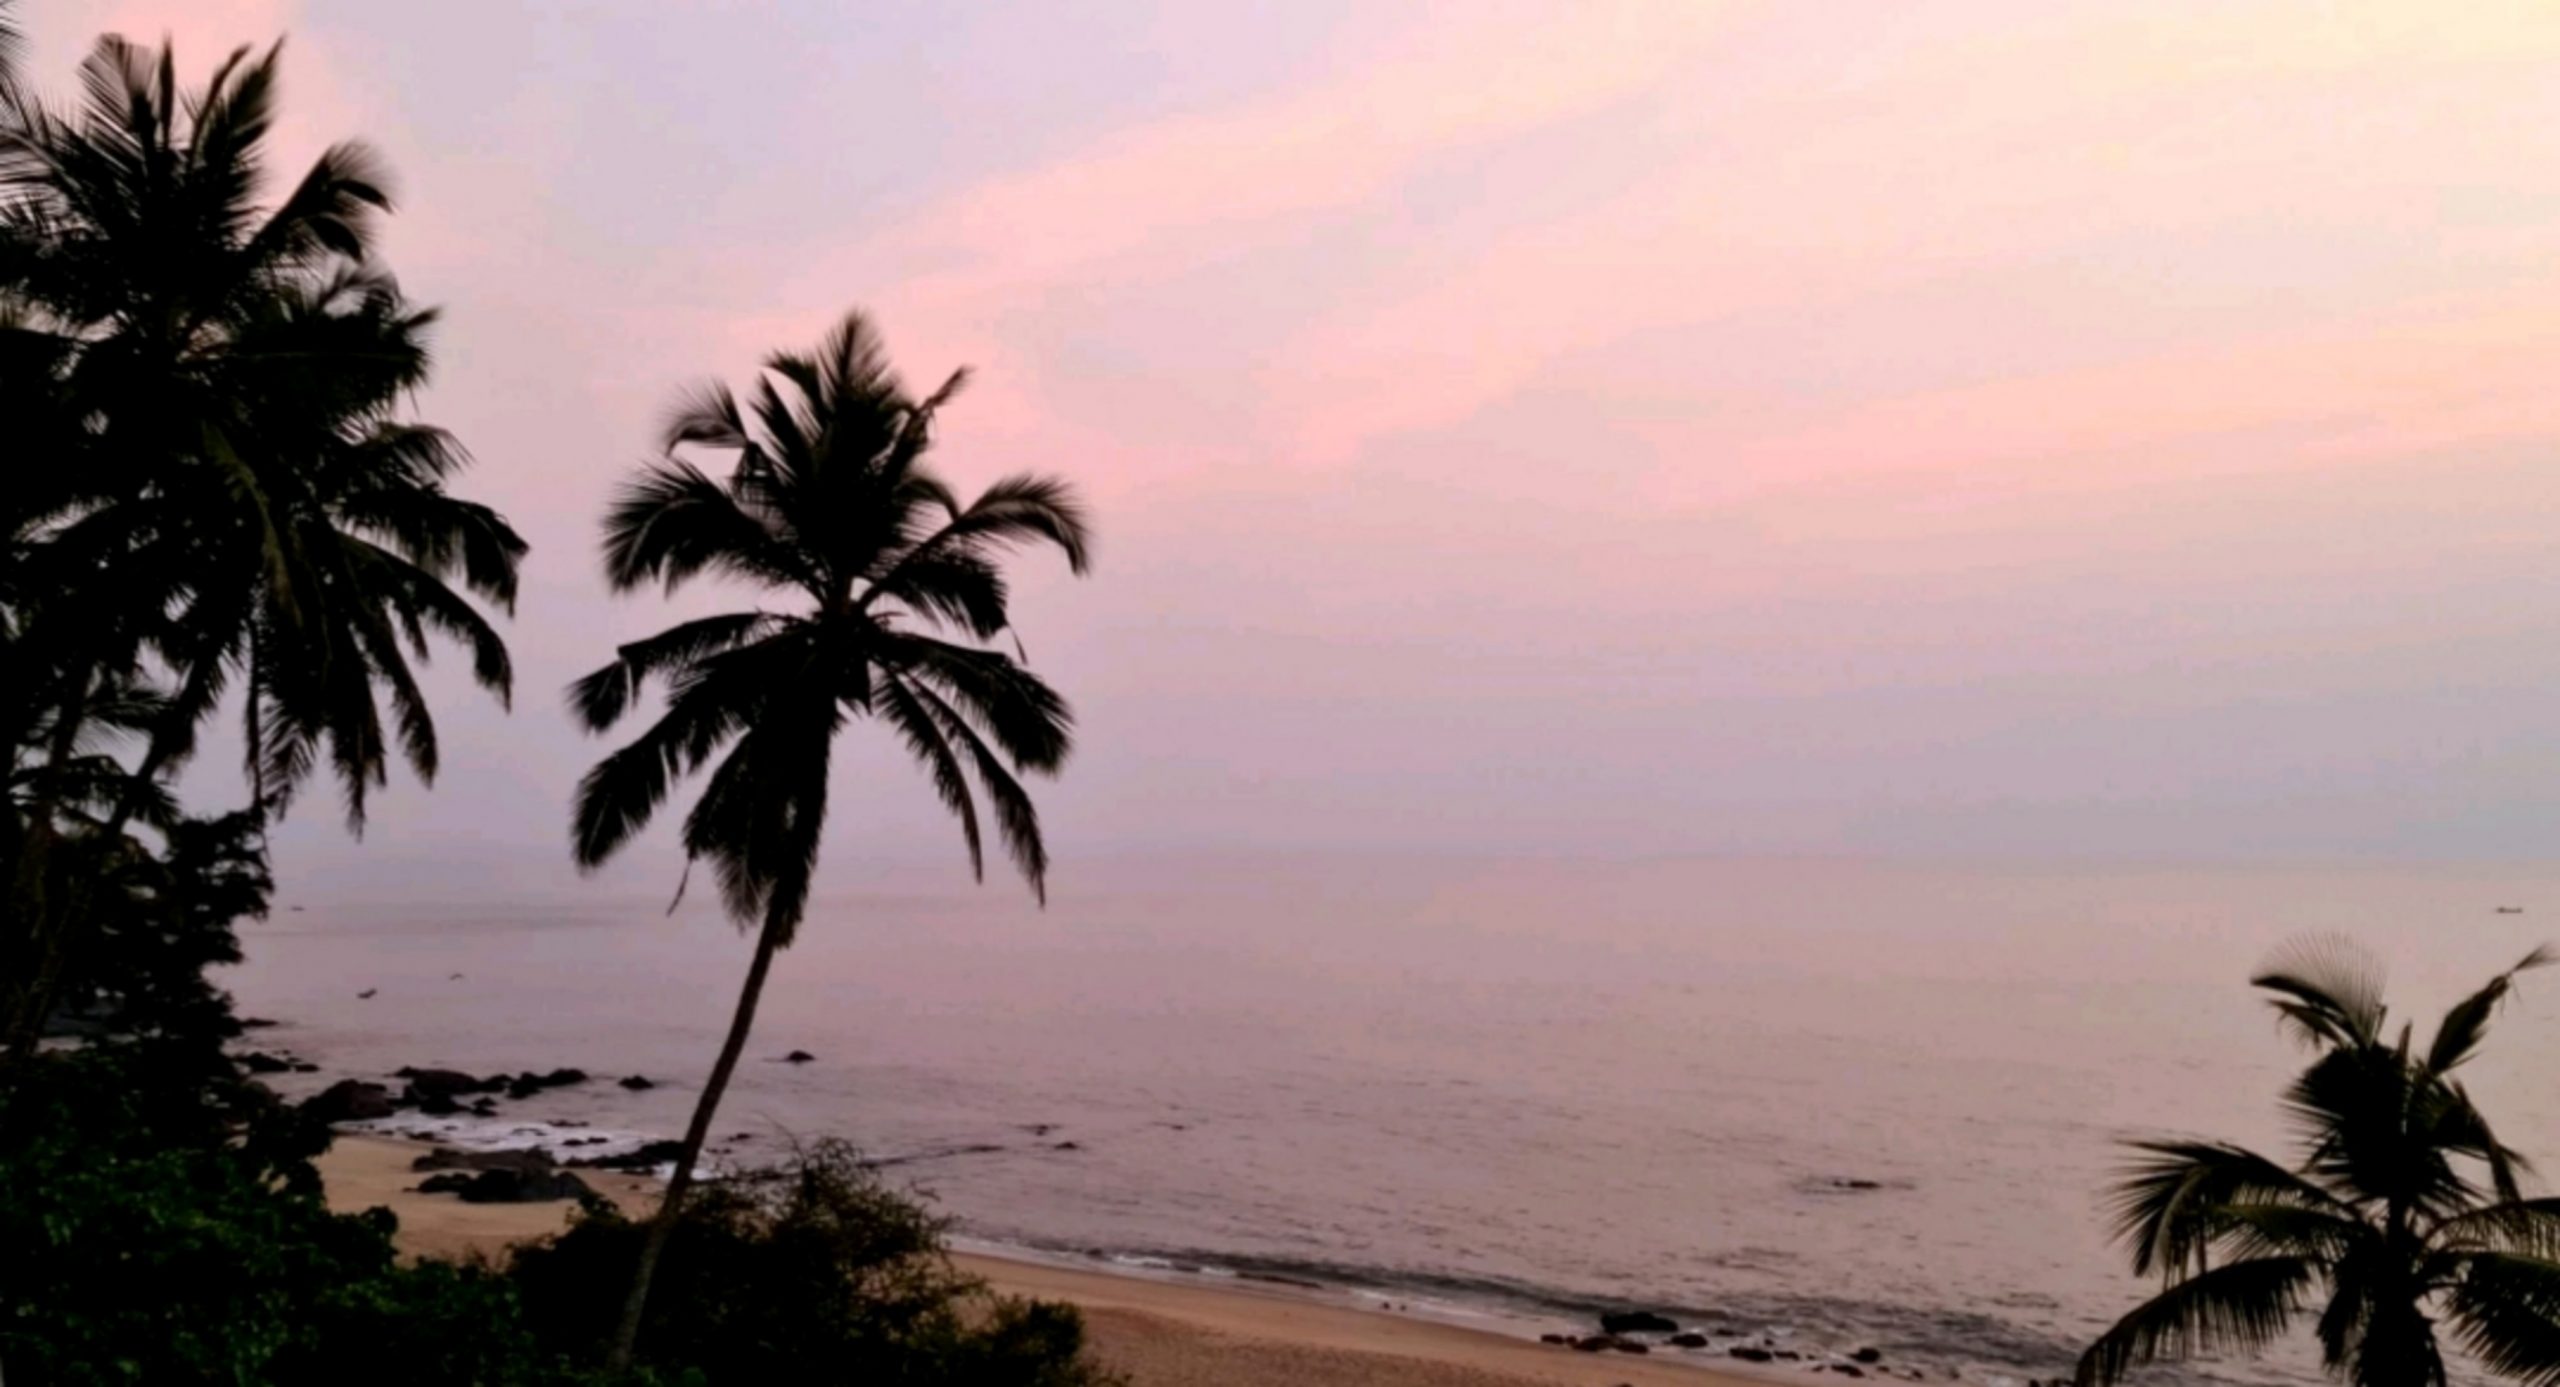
[0,15,1111,1384]
[4,1039,1114,1385]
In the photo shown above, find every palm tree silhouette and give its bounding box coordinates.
[569,310,1089,1368]
[1,37,521,1056]
[2078,939,2560,1387]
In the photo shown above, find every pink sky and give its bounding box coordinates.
[23,2,2560,885]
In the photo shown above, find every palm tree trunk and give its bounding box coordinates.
[604,913,785,1371]
[3,676,97,1068]
[2,711,173,1070]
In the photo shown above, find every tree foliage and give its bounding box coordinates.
[2079,940,2560,1387]
[1,31,524,1060]
[511,1140,1118,1386]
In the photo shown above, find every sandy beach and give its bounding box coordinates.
[317,1134,1770,1387]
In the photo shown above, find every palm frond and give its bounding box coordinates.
[2446,1253,2560,1387]
[2427,945,2553,1075]
[2254,934,2388,1050]
[898,675,1047,901]
[2433,1199,2560,1260]
[878,675,982,881]
[883,634,1072,773]
[571,675,750,868]
[2108,1139,2349,1278]
[566,611,777,733]
[600,459,812,596]
[2075,1256,2316,1387]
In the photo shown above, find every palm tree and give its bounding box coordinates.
[2077,940,2560,1387]
[0,37,523,1057]
[0,2,18,108]
[569,309,1090,1368]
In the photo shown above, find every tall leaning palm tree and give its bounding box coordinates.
[2078,940,2560,1387]
[570,310,1090,1368]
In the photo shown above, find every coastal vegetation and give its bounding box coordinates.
[567,313,1090,1365]
[1,21,1108,1385]
[0,31,524,1060]
[2078,941,2560,1387]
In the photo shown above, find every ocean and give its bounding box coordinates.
[223,855,2560,1385]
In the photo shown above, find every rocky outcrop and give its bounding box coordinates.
[567,1139,685,1171]
[394,1067,493,1096]
[1600,1311,1679,1335]
[302,1080,394,1123]
[415,1167,592,1203]
[503,1067,589,1100]
[411,1147,558,1175]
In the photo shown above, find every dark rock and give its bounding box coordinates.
[241,1017,280,1029]
[1601,1311,1679,1335]
[500,1067,589,1101]
[1572,1338,1610,1353]
[1613,1341,1651,1355]
[617,1075,655,1091]
[1730,1347,1775,1363]
[1053,1140,1082,1151]
[413,1147,557,1174]
[1539,1334,1571,1345]
[290,1062,320,1074]
[238,1051,293,1074]
[303,1080,394,1123]
[1777,1350,1803,1360]
[468,1098,498,1116]
[567,1139,686,1171]
[412,1090,462,1116]
[1853,1348,1884,1364]
[1834,1367,1866,1379]
[397,1068,491,1097]
[1830,1178,1883,1191]
[783,1050,815,1063]
[729,1132,755,1141]
[416,1167,592,1204]
[1670,1333,1709,1348]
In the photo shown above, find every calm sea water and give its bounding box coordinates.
[224,856,2560,1384]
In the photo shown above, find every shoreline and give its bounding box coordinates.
[316,1133,1783,1387]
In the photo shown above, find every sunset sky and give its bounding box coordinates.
[25,2,2560,887]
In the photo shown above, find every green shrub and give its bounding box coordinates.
[508,1140,1118,1386]
[0,1049,577,1386]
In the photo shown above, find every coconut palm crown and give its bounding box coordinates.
[569,310,1087,922]
[2078,940,2560,1387]
[0,37,524,825]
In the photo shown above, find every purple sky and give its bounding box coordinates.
[25,2,2560,896]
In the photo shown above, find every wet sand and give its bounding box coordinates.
[317,1134,1767,1387]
